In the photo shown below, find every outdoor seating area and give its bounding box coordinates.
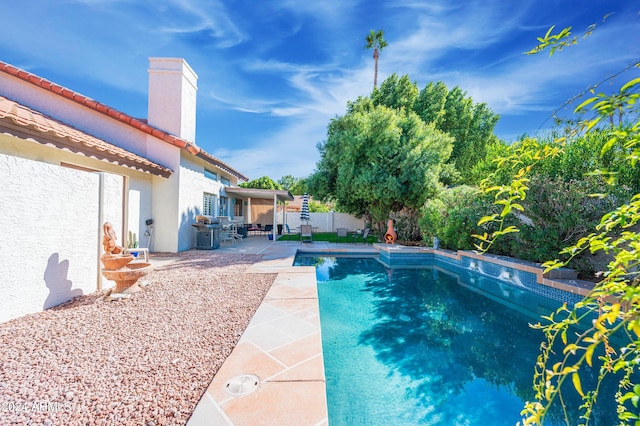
[246,223,261,234]
[330,227,372,244]
[245,224,276,235]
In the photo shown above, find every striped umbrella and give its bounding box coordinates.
[300,193,310,223]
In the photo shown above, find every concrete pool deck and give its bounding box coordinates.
[186,237,376,425]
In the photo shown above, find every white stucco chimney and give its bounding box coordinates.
[147,57,198,143]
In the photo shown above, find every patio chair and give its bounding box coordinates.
[285,224,297,235]
[353,227,370,244]
[300,224,313,243]
[220,226,236,245]
[264,224,273,235]
[336,227,348,242]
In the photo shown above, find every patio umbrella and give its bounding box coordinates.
[300,193,310,224]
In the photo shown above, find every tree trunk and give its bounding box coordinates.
[373,48,379,89]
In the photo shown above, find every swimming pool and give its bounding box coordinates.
[294,254,622,425]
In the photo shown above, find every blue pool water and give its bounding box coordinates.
[294,255,624,425]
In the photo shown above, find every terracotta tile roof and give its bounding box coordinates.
[0,95,173,177]
[0,60,248,181]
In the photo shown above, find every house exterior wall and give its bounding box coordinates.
[0,57,247,320]
[249,199,275,226]
[0,72,156,166]
[128,174,153,250]
[177,154,232,250]
[0,69,187,255]
[0,142,124,322]
[178,156,204,251]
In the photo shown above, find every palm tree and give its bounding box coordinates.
[364,29,388,89]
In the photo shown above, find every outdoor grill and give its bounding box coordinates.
[192,215,221,249]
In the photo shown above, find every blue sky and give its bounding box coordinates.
[1,1,638,181]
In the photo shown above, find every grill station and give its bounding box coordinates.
[192,215,221,249]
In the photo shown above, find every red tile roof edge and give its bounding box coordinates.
[0,60,247,180]
[196,150,249,181]
[0,95,173,178]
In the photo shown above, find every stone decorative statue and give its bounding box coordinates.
[103,222,124,254]
[384,219,397,244]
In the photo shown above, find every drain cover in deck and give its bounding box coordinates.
[225,374,260,396]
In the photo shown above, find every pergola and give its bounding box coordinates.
[224,187,294,238]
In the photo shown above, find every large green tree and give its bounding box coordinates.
[414,81,448,125]
[277,175,307,195]
[239,176,282,190]
[309,99,453,230]
[365,29,388,89]
[370,73,500,184]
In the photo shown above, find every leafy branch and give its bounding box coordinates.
[479,22,640,425]
[474,139,562,253]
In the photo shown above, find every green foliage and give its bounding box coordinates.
[278,175,307,195]
[536,130,640,193]
[440,87,500,183]
[419,186,495,250]
[476,23,640,426]
[372,73,418,111]
[503,175,622,277]
[389,209,423,241]
[467,131,636,277]
[308,199,331,213]
[415,81,448,126]
[364,29,388,54]
[468,139,512,184]
[239,176,283,190]
[371,75,500,184]
[310,102,453,227]
[474,137,564,253]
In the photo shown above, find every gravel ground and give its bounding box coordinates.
[0,252,276,425]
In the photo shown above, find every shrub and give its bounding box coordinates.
[389,208,423,241]
[419,186,495,250]
[504,176,623,277]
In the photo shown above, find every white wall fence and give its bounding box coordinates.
[284,212,365,233]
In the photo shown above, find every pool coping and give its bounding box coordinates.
[187,243,331,425]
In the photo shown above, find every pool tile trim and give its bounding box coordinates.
[375,244,595,297]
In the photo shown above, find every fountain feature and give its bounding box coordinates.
[100,222,152,294]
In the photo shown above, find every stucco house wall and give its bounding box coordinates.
[0,57,248,322]
[0,143,125,323]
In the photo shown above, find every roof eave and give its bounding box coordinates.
[0,60,245,181]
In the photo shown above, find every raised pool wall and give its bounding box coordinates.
[374,244,594,299]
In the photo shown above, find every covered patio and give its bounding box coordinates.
[224,187,294,238]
